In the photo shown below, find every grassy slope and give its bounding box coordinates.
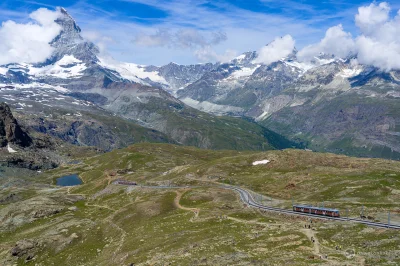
[1,143,400,265]
[115,95,301,151]
[83,110,176,147]
[13,103,175,152]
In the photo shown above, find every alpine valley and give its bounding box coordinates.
[1,5,400,266]
[1,9,398,163]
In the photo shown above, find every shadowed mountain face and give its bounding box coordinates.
[0,102,61,170]
[0,103,32,148]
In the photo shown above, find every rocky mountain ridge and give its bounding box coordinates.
[157,49,399,159]
[0,7,398,159]
[162,50,400,160]
[0,103,32,148]
[0,102,61,170]
[0,8,298,155]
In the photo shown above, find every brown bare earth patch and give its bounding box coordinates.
[174,189,200,218]
[285,183,296,189]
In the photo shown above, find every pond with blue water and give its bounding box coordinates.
[56,174,83,186]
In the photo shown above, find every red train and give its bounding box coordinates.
[293,205,340,217]
[115,180,137,186]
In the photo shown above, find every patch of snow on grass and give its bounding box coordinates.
[252,159,270,165]
[7,144,17,153]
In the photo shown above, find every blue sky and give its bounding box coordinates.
[0,0,399,65]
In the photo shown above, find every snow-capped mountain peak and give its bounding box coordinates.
[45,8,99,64]
[52,7,83,46]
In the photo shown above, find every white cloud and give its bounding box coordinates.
[81,30,114,53]
[253,35,295,65]
[356,35,400,71]
[194,46,237,63]
[355,2,390,34]
[133,29,171,47]
[0,8,61,65]
[3,1,398,70]
[297,24,355,61]
[133,28,227,49]
[353,2,400,70]
[29,7,60,27]
[298,2,400,71]
[132,28,230,63]
[176,29,209,48]
[62,0,319,65]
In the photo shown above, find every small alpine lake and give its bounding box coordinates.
[56,174,83,186]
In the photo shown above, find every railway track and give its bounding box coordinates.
[227,186,400,230]
[116,182,400,230]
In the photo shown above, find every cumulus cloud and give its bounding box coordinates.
[354,2,400,70]
[355,2,390,34]
[253,35,295,65]
[298,2,400,71]
[0,8,61,65]
[356,35,400,71]
[297,25,355,62]
[133,29,227,49]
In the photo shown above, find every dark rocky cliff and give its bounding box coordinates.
[0,103,32,148]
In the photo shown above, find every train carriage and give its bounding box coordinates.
[115,180,137,186]
[293,205,340,217]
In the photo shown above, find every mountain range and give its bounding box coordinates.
[0,8,399,161]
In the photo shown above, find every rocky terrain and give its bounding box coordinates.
[0,102,59,170]
[1,143,400,265]
[0,103,32,148]
[174,52,400,160]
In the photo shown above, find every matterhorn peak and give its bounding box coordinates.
[51,7,83,48]
[44,7,99,64]
[58,7,81,31]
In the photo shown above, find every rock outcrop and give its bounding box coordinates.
[0,103,32,148]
